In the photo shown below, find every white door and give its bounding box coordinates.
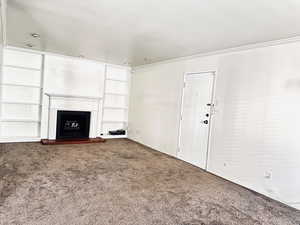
[178,72,214,169]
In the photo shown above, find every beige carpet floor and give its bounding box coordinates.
[0,139,299,225]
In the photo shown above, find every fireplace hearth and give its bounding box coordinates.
[56,110,91,140]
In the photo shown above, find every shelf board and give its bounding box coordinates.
[106,78,127,83]
[3,64,41,72]
[102,120,127,124]
[0,101,41,106]
[0,136,41,143]
[1,83,41,89]
[105,92,128,96]
[104,106,128,110]
[0,118,41,123]
[100,135,127,139]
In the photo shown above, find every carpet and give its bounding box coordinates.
[0,139,299,225]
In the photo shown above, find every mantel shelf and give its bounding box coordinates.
[45,93,102,100]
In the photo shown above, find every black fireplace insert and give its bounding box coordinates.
[56,110,91,140]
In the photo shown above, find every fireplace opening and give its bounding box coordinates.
[56,110,91,140]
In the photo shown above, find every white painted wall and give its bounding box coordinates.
[129,56,219,156]
[129,41,300,209]
[43,55,105,97]
[209,43,300,209]
[40,54,105,139]
[128,62,184,156]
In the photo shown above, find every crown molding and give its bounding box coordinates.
[134,35,300,71]
[5,45,131,70]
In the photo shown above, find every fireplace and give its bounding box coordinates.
[56,110,91,140]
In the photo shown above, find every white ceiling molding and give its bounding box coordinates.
[133,35,300,71]
[5,45,131,70]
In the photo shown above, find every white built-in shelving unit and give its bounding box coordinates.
[0,49,43,142]
[0,48,130,142]
[100,65,130,139]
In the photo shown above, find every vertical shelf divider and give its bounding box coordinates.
[37,54,45,138]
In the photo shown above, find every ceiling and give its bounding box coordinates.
[6,0,300,66]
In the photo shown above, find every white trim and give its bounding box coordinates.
[46,95,51,139]
[0,101,41,106]
[45,93,102,100]
[105,92,128,96]
[125,70,132,132]
[205,71,217,170]
[1,119,40,123]
[3,64,41,71]
[105,63,132,71]
[106,78,127,83]
[100,64,108,135]
[176,72,186,156]
[5,45,131,69]
[46,95,100,140]
[134,35,300,71]
[38,54,45,136]
[0,136,40,143]
[101,134,127,139]
[102,120,127,124]
[0,15,4,120]
[0,0,7,46]
[104,106,128,110]
[5,46,44,56]
[1,83,42,88]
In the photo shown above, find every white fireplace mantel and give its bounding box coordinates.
[45,93,102,140]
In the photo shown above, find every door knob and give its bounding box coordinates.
[203,120,208,124]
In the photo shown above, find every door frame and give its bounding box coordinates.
[177,71,217,170]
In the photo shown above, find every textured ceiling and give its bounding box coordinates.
[6,0,300,66]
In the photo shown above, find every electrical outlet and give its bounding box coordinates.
[264,171,272,179]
